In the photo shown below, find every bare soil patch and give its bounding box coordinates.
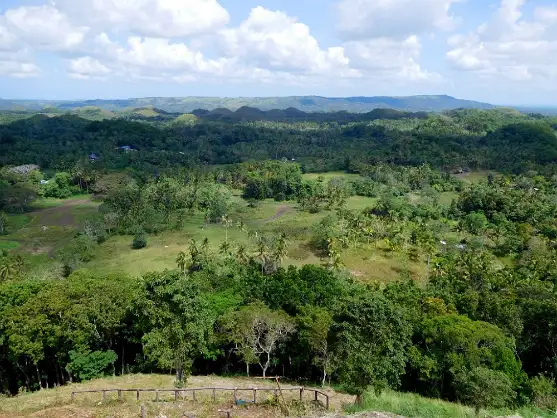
[264,206,292,224]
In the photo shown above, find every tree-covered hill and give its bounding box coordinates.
[0,108,555,173]
[0,94,496,113]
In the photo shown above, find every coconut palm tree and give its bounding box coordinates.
[221,215,233,242]
[176,251,187,274]
[219,241,232,257]
[236,244,249,264]
[273,233,288,266]
[0,258,16,281]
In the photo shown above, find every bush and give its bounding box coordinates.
[530,375,556,410]
[453,367,514,415]
[66,350,117,382]
[132,234,147,249]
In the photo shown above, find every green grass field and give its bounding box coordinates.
[85,193,423,281]
[344,389,553,418]
[6,171,494,282]
[1,373,549,418]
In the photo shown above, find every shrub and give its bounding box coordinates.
[66,350,117,382]
[530,375,557,410]
[132,233,147,249]
[453,367,514,415]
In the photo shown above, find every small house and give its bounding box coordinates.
[40,180,49,185]
[89,153,99,161]
[119,145,134,152]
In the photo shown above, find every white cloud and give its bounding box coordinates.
[67,34,230,82]
[3,5,87,51]
[0,24,18,51]
[344,36,440,81]
[337,0,461,40]
[54,0,229,38]
[447,0,557,81]
[220,7,355,76]
[68,56,111,79]
[0,50,40,78]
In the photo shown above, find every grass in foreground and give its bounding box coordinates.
[344,390,554,418]
[0,374,345,418]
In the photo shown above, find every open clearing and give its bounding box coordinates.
[0,374,351,418]
[0,374,539,418]
[3,170,475,282]
[2,197,100,275]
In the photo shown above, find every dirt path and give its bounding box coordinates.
[31,198,92,227]
[263,206,292,223]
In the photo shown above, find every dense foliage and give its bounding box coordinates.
[2,107,557,414]
[1,109,557,174]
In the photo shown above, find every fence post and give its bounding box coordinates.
[233,388,238,403]
[193,389,197,402]
[299,387,304,402]
[136,390,140,400]
[325,394,330,410]
[212,388,216,402]
[71,392,75,402]
[102,390,107,403]
[155,390,159,402]
[118,389,122,401]
[141,404,146,418]
[253,388,257,403]
[314,390,318,402]
[175,390,178,401]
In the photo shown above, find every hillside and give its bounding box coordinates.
[0,374,547,418]
[0,95,495,113]
[0,374,344,418]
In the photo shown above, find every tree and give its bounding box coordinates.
[411,314,525,400]
[221,215,233,243]
[176,251,187,274]
[297,306,333,386]
[454,367,513,415]
[0,259,16,281]
[137,271,213,384]
[0,212,7,235]
[66,350,118,382]
[331,292,412,405]
[132,233,147,249]
[273,233,288,267]
[221,302,295,378]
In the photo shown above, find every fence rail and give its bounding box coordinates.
[70,386,329,410]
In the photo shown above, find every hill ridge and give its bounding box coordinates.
[0,95,496,113]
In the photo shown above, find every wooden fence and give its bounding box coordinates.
[70,386,330,410]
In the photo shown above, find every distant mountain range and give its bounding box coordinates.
[0,95,498,113]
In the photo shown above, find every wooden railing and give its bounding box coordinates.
[70,386,330,410]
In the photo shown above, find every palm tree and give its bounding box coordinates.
[0,259,16,281]
[219,241,232,257]
[273,233,288,266]
[236,221,246,233]
[189,238,200,260]
[221,215,233,243]
[176,251,187,274]
[256,237,269,274]
[247,229,259,241]
[236,244,249,264]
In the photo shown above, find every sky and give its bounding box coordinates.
[1,0,557,105]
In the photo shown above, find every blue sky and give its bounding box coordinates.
[1,0,557,105]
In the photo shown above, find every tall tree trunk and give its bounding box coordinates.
[55,362,62,386]
[35,364,42,390]
[322,368,327,387]
[246,362,250,377]
[121,344,125,376]
[355,394,364,407]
